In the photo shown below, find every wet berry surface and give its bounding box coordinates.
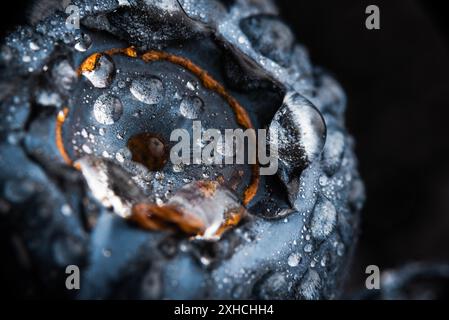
[0,0,364,299]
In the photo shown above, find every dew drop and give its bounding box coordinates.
[310,198,337,240]
[298,269,321,300]
[61,204,72,216]
[82,55,115,88]
[269,92,326,183]
[320,254,329,267]
[93,94,123,125]
[82,144,92,154]
[336,242,345,256]
[322,130,345,176]
[29,42,40,51]
[130,76,164,105]
[52,60,77,92]
[74,33,92,52]
[179,95,204,119]
[172,163,184,173]
[117,80,126,89]
[186,81,195,91]
[102,248,112,258]
[287,253,301,267]
[304,243,313,253]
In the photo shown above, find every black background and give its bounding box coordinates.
[1,0,449,295]
[277,0,449,292]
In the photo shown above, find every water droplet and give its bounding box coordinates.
[172,163,184,173]
[115,152,125,163]
[287,253,301,267]
[200,256,212,266]
[82,55,115,88]
[61,204,72,216]
[304,243,313,253]
[155,172,165,181]
[298,269,321,300]
[320,253,329,267]
[157,181,246,239]
[93,94,123,125]
[77,157,146,218]
[52,60,77,92]
[311,199,337,240]
[130,76,164,105]
[336,242,345,256]
[318,175,328,186]
[155,197,163,206]
[102,248,112,257]
[118,0,130,6]
[29,42,40,51]
[186,81,195,91]
[36,90,62,107]
[82,144,92,154]
[179,95,204,119]
[7,132,24,145]
[117,80,126,88]
[269,92,326,183]
[322,130,345,176]
[241,15,294,66]
[81,128,88,138]
[74,33,92,52]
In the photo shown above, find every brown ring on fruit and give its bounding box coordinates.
[57,47,260,237]
[56,107,81,170]
[130,181,246,238]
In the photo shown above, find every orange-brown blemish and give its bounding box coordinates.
[78,52,102,75]
[105,46,138,58]
[131,203,206,235]
[215,207,245,237]
[197,180,218,198]
[243,164,260,206]
[56,108,76,167]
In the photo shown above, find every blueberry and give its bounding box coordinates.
[0,0,364,300]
